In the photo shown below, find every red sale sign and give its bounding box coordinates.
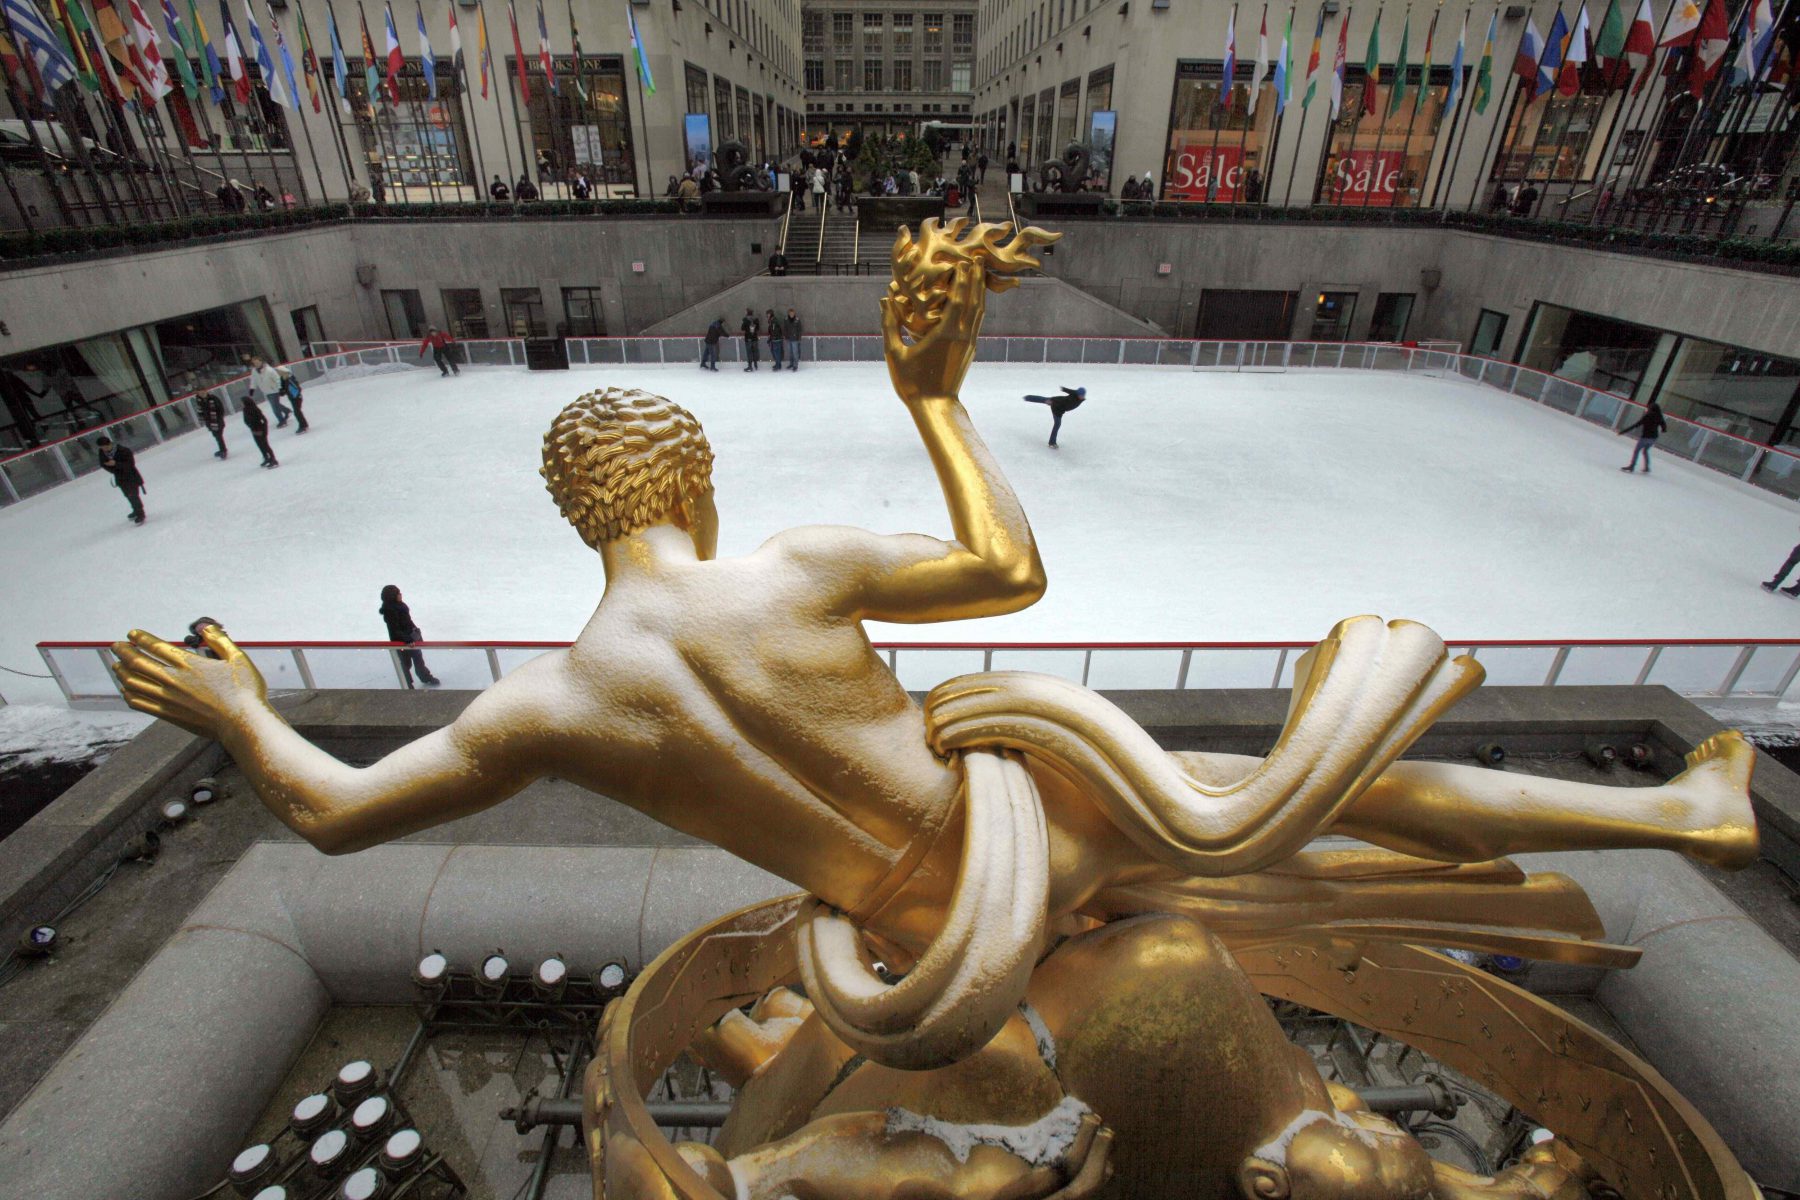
[1164,135,1249,202]
[1325,149,1407,206]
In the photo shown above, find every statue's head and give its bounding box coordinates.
[542,388,717,558]
[1238,1111,1434,1200]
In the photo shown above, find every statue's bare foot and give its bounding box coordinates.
[1669,731,1760,868]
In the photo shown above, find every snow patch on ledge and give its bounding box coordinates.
[885,1095,1091,1166]
[0,705,152,768]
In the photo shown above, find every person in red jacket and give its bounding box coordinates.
[419,327,461,377]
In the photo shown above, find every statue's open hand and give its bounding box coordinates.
[881,260,988,403]
[110,626,267,740]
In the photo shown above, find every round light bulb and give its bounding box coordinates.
[160,799,190,823]
[381,1128,423,1170]
[596,961,627,991]
[310,1128,349,1169]
[413,952,448,987]
[252,1188,288,1200]
[352,1095,390,1134]
[340,1166,384,1200]
[481,954,508,983]
[535,956,567,988]
[229,1142,274,1181]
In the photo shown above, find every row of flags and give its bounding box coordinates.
[0,0,656,114]
[1211,0,1787,127]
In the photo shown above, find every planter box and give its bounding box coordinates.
[856,196,948,240]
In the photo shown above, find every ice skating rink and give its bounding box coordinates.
[2,361,1798,706]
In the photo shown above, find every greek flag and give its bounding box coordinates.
[3,0,79,94]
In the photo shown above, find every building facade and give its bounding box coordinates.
[800,0,979,142]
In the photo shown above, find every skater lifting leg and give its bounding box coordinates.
[1022,386,1087,448]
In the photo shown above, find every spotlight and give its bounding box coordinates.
[332,1060,378,1104]
[1473,742,1506,767]
[1625,743,1654,769]
[250,1189,289,1200]
[592,960,628,997]
[191,777,222,804]
[1528,1126,1556,1145]
[228,1142,278,1190]
[160,799,190,824]
[350,1094,394,1140]
[339,1167,386,1200]
[308,1127,350,1175]
[532,955,568,999]
[121,828,162,861]
[17,925,56,958]
[380,1128,424,1172]
[412,951,449,989]
[1583,740,1619,769]
[290,1092,336,1137]
[475,951,509,997]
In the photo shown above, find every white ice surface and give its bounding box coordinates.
[2,362,1797,710]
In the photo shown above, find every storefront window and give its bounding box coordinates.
[383,289,427,339]
[338,64,473,198]
[502,288,548,338]
[563,287,606,337]
[1471,310,1508,357]
[1312,292,1357,340]
[519,57,637,194]
[715,76,736,141]
[1162,61,1278,201]
[1197,290,1297,340]
[1055,78,1080,151]
[442,289,489,339]
[1490,84,1621,183]
[1657,339,1800,443]
[1035,88,1054,162]
[1317,67,1451,206]
[142,300,281,395]
[1369,293,1415,341]
[1018,95,1036,162]
[1518,303,1664,397]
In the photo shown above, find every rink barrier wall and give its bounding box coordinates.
[36,637,1800,706]
[8,336,1798,507]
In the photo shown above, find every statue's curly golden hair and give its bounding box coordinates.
[541,388,714,548]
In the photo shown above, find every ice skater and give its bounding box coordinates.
[1618,397,1666,473]
[380,585,440,687]
[1762,526,1800,597]
[741,309,761,371]
[246,356,292,428]
[241,394,279,468]
[419,327,461,377]
[198,391,228,458]
[1022,386,1087,448]
[701,317,725,371]
[95,434,145,525]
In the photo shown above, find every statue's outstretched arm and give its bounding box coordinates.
[111,626,545,854]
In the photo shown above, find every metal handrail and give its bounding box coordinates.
[777,189,794,256]
[815,198,829,264]
[851,204,860,264]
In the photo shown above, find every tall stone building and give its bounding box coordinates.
[801,1,980,143]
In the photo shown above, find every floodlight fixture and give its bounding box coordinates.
[1626,742,1653,769]
[1583,740,1619,769]
[340,1166,386,1200]
[380,1129,424,1172]
[533,955,568,998]
[1473,742,1506,767]
[475,951,510,996]
[122,829,162,862]
[17,925,57,958]
[332,1060,378,1104]
[593,960,628,997]
[308,1128,350,1174]
[250,1188,289,1200]
[160,798,190,824]
[351,1095,394,1139]
[412,951,449,989]
[228,1142,278,1190]
[191,777,222,804]
[291,1092,336,1137]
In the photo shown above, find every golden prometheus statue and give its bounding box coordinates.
[113,218,1760,1200]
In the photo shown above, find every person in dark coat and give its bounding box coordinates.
[515,176,539,201]
[978,152,989,183]
[702,317,725,371]
[241,395,279,468]
[95,434,146,524]
[766,307,785,370]
[782,308,802,371]
[379,584,440,688]
[1762,523,1800,597]
[489,175,511,201]
[1618,398,1667,473]
[741,309,761,371]
[1022,386,1088,449]
[419,326,461,377]
[0,367,45,448]
[198,390,228,458]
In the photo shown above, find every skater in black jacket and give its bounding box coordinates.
[701,317,725,371]
[1618,399,1667,473]
[741,309,761,371]
[1762,526,1800,597]
[198,391,228,458]
[379,585,440,687]
[95,435,146,524]
[242,395,279,468]
[1022,386,1088,448]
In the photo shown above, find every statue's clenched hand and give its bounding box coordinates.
[111,625,267,740]
[881,260,988,403]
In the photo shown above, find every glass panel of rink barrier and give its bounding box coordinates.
[244,646,308,692]
[1370,346,1409,371]
[624,340,660,364]
[1484,363,1518,391]
[1046,339,1084,364]
[4,450,67,500]
[1462,645,1560,685]
[1084,649,1187,689]
[356,348,394,367]
[410,648,498,689]
[1643,644,1748,693]
[1006,338,1047,362]
[565,341,589,365]
[1509,370,1543,400]
[1183,647,1287,689]
[585,340,626,364]
[1193,343,1225,369]
[1287,344,1320,369]
[47,648,120,701]
[1458,357,1484,382]
[1554,644,1657,686]
[851,337,884,362]
[152,401,199,439]
[464,341,519,366]
[302,647,407,689]
[989,648,1087,682]
[1653,421,1707,462]
[1122,340,1159,365]
[1732,645,1800,696]
[1542,377,1585,415]
[975,339,1008,362]
[1753,452,1800,499]
[1243,343,1284,369]
[495,646,558,676]
[1697,431,1760,478]
[891,648,987,692]
[816,336,855,361]
[1580,391,1625,427]
[662,339,700,364]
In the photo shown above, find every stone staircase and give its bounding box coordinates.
[782,202,874,271]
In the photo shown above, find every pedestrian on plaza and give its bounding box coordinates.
[95,434,146,524]
[810,165,827,208]
[1022,386,1088,449]
[835,169,854,212]
[419,326,461,377]
[253,182,276,212]
[241,394,279,468]
[198,390,228,459]
[782,308,802,371]
[678,174,700,208]
[766,307,785,370]
[791,169,808,211]
[490,175,511,201]
[216,179,247,213]
[978,151,989,183]
[1618,398,1667,474]
[379,584,441,688]
[702,316,725,371]
[572,173,592,200]
[1512,182,1539,216]
[246,355,293,428]
[741,308,761,371]
[515,176,539,201]
[1762,525,1800,597]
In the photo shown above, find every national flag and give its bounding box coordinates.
[475,0,489,96]
[1661,0,1701,44]
[626,0,651,91]
[1746,0,1779,77]
[566,0,584,100]
[125,0,170,96]
[1514,14,1544,96]
[187,0,221,99]
[533,0,553,93]
[325,0,349,110]
[1536,8,1568,99]
[54,0,100,90]
[1273,4,1292,113]
[268,2,299,106]
[3,0,80,92]
[381,0,399,100]
[1444,7,1467,113]
[445,0,459,72]
[505,0,527,101]
[414,0,432,97]
[242,0,288,105]
[1360,6,1382,114]
[1248,4,1268,113]
[218,0,249,101]
[159,0,198,94]
[1558,2,1589,94]
[1415,7,1436,112]
[294,0,322,111]
[1592,0,1631,85]
[1473,5,1497,109]
[1330,4,1350,115]
[1301,4,1325,105]
[1220,5,1237,108]
[1686,0,1727,94]
[357,2,377,100]
[1392,9,1411,110]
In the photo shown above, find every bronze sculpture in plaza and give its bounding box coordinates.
[113,218,1760,1200]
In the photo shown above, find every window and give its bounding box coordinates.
[563,288,606,337]
[442,289,488,339]
[1085,66,1114,119]
[502,288,548,338]
[520,56,637,194]
[1311,292,1357,341]
[834,58,856,90]
[1654,339,1799,444]
[863,12,883,38]
[382,290,428,340]
[1471,310,1508,358]
[923,59,943,90]
[924,12,944,52]
[686,62,710,120]
[953,13,974,51]
[832,12,853,45]
[803,11,824,51]
[806,58,825,90]
[1518,303,1664,397]
[893,13,914,52]
[1315,65,1453,207]
[951,62,971,91]
[290,306,325,350]
[1490,83,1622,184]
[894,60,913,91]
[865,59,884,91]
[1056,78,1079,148]
[736,86,753,152]
[1196,290,1297,340]
[336,66,473,195]
[715,75,735,139]
[1368,293,1415,342]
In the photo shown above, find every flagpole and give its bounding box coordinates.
[54,0,137,220]
[1206,3,1237,202]
[452,32,486,201]
[1359,3,1396,206]
[1619,6,1706,206]
[1237,3,1266,201]
[1462,14,1534,209]
[1262,2,1296,204]
[1665,0,1753,184]
[1585,0,1675,222]
[276,7,329,206]
[500,0,530,187]
[1428,6,1477,208]
[1396,4,1437,207]
[1281,7,1323,205]
[53,81,125,222]
[1532,9,1584,216]
[1707,0,1773,189]
[473,0,512,191]
[1724,0,1793,231]
[316,1,360,201]
[628,11,652,197]
[1312,4,1354,204]
[289,3,338,204]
